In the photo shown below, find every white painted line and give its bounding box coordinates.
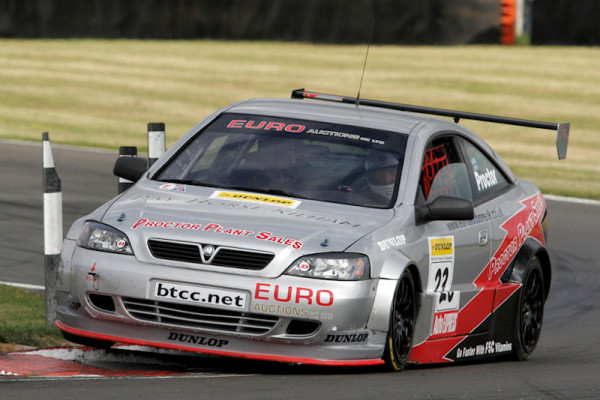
[0,281,45,292]
[544,194,600,207]
[2,372,255,382]
[1,138,118,154]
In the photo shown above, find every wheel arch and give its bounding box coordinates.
[367,257,422,334]
[503,237,551,301]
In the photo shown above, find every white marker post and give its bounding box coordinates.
[147,122,166,167]
[43,132,63,327]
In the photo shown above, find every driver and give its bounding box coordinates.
[365,150,400,199]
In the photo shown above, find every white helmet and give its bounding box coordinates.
[365,150,399,199]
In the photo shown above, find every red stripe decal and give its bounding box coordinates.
[410,193,546,364]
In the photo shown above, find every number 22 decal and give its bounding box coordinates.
[435,267,449,291]
[427,237,459,311]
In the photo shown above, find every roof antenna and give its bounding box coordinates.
[356,19,375,105]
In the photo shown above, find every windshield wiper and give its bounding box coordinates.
[157,179,217,187]
[157,179,204,185]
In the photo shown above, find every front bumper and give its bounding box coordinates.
[56,245,387,366]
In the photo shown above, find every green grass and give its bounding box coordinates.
[0,285,68,348]
[1,39,599,199]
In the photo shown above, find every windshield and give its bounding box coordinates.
[155,113,408,208]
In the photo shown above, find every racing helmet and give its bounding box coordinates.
[365,150,399,199]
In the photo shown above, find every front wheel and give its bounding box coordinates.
[384,269,416,371]
[513,257,545,361]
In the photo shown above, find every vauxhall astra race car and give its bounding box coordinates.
[56,89,569,370]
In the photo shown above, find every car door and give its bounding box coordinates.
[458,138,518,312]
[418,135,494,339]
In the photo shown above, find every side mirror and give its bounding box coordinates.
[416,196,474,224]
[113,156,148,182]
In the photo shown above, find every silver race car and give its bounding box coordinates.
[56,89,569,370]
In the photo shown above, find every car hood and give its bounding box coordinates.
[99,180,394,276]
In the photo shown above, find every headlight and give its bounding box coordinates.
[285,253,370,281]
[77,221,134,255]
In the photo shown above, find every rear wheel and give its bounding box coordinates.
[384,269,416,371]
[513,257,545,361]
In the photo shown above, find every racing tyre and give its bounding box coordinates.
[61,331,115,350]
[384,269,416,371]
[513,257,545,361]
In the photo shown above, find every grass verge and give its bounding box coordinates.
[1,40,598,199]
[0,284,70,350]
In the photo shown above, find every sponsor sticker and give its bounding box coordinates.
[254,283,334,307]
[210,191,301,208]
[159,183,186,192]
[127,195,362,228]
[69,300,81,311]
[251,303,333,320]
[324,331,370,343]
[486,192,546,281]
[252,283,335,320]
[202,223,303,249]
[427,236,458,312]
[431,310,458,338]
[132,219,201,230]
[377,234,406,251]
[456,341,513,359]
[474,168,498,191]
[224,116,387,145]
[153,281,248,311]
[167,332,228,348]
[429,236,454,257]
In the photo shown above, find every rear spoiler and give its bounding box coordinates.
[291,88,570,160]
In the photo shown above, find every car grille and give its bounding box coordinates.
[147,239,274,270]
[122,297,279,335]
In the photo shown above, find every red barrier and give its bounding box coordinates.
[501,0,517,45]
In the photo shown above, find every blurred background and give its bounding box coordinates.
[1,0,599,45]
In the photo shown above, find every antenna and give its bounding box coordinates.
[356,19,375,104]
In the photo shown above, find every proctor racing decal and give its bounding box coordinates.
[210,190,301,208]
[474,168,498,192]
[410,192,546,364]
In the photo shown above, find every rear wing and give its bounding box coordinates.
[291,89,570,160]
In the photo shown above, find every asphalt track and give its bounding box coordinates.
[1,139,599,399]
